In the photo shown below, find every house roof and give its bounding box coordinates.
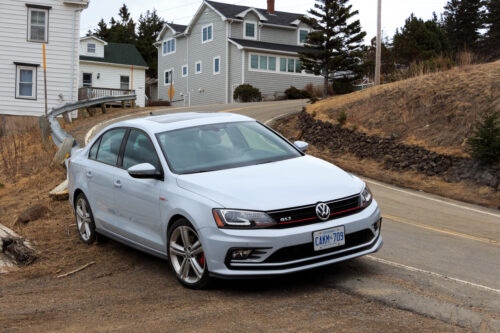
[169,23,187,33]
[80,43,148,68]
[80,36,108,45]
[205,0,304,27]
[228,38,311,55]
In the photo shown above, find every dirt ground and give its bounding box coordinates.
[0,112,464,332]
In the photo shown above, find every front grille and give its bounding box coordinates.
[268,194,362,228]
[265,229,374,263]
[225,229,377,270]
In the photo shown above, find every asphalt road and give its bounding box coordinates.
[79,100,500,330]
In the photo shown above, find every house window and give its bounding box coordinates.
[82,73,92,87]
[295,59,302,73]
[299,29,310,45]
[244,22,256,39]
[280,58,287,72]
[28,7,48,42]
[120,75,130,90]
[195,61,202,74]
[269,57,276,71]
[213,56,220,75]
[249,54,277,72]
[87,43,96,53]
[287,59,295,73]
[16,65,37,99]
[250,55,258,69]
[163,38,175,55]
[164,69,173,85]
[182,65,188,77]
[202,24,213,43]
[259,56,267,70]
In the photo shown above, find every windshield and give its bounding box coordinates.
[156,121,302,174]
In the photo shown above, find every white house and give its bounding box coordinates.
[0,0,88,120]
[79,36,148,107]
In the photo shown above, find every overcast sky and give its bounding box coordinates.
[80,0,449,43]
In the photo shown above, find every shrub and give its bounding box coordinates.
[233,84,262,102]
[284,86,312,99]
[332,79,355,95]
[337,111,347,126]
[467,97,500,164]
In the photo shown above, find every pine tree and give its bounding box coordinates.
[299,0,366,98]
[467,96,500,164]
[136,10,165,78]
[393,14,449,64]
[483,0,500,58]
[443,0,485,53]
[363,37,395,81]
[93,18,110,40]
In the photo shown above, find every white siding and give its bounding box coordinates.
[0,0,85,116]
[79,62,146,107]
[79,39,105,58]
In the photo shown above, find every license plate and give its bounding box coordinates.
[313,226,345,251]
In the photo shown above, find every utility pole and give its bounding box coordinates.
[375,0,382,85]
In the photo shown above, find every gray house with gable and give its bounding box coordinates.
[156,0,323,106]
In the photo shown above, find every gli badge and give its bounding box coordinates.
[315,202,330,221]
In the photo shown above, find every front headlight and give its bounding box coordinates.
[360,185,373,208]
[212,209,276,228]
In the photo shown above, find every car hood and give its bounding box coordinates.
[176,155,364,211]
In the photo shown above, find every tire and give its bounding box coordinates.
[167,218,211,289]
[74,193,97,245]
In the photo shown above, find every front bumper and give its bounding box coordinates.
[200,200,382,277]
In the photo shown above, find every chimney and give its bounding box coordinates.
[267,0,275,15]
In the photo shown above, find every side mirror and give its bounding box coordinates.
[294,141,309,153]
[128,163,163,180]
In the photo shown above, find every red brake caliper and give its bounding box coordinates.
[198,252,205,266]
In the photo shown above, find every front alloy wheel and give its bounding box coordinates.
[168,219,209,289]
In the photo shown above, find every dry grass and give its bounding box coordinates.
[0,126,56,180]
[308,60,500,156]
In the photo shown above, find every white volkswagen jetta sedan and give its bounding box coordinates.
[68,112,382,288]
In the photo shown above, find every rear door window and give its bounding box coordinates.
[122,129,161,170]
[95,128,127,166]
[89,137,101,160]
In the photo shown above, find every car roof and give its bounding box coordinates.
[111,112,255,133]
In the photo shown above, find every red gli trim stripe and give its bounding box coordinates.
[278,206,361,225]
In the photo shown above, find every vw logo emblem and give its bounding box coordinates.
[315,202,330,221]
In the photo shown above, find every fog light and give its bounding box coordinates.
[231,249,253,259]
[373,218,382,231]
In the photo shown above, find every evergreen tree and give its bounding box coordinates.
[93,18,110,40]
[299,0,366,98]
[467,96,500,164]
[136,10,165,78]
[443,0,485,53]
[393,14,449,64]
[363,36,395,81]
[483,0,500,58]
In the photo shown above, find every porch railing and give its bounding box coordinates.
[78,87,135,100]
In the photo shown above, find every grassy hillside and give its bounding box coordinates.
[308,61,500,156]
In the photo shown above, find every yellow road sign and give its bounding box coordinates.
[168,84,175,101]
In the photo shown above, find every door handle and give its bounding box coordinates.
[86,171,92,178]
[114,180,122,188]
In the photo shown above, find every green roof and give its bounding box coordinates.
[80,42,148,68]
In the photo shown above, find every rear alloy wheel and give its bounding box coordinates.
[75,193,97,244]
[168,219,210,289]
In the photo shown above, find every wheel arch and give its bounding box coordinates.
[73,188,85,208]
